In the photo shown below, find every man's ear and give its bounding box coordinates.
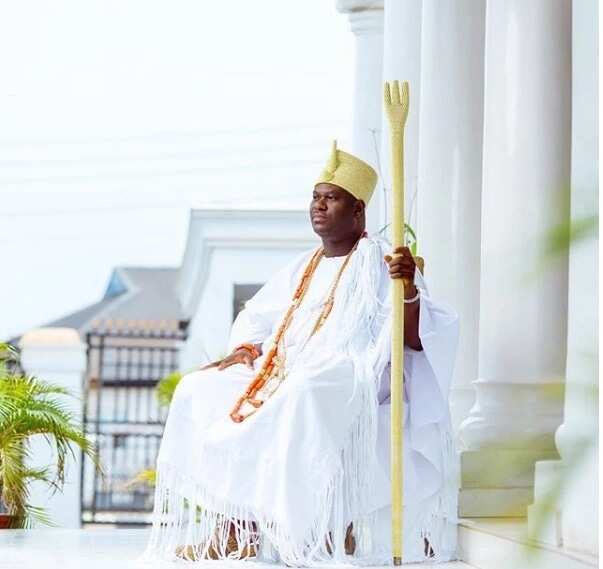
[354,199,365,218]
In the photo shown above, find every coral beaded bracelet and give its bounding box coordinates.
[233,343,260,359]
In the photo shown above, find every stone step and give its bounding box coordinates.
[461,449,560,488]
[401,563,476,568]
[459,488,534,517]
[458,517,598,569]
[459,449,562,517]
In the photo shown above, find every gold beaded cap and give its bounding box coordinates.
[314,140,378,205]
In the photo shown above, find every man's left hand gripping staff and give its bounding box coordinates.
[384,246,419,297]
[384,246,423,350]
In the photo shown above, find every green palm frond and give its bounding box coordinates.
[0,343,19,377]
[376,222,418,255]
[156,371,183,407]
[123,467,157,490]
[0,343,101,528]
[21,505,55,529]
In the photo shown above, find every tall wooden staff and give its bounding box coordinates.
[383,79,410,566]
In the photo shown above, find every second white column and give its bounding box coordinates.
[458,0,571,517]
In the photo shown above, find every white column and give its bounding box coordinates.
[528,0,599,556]
[415,0,485,435]
[19,328,87,528]
[379,0,422,234]
[458,0,571,517]
[336,0,384,234]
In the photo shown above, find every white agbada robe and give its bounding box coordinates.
[141,236,460,566]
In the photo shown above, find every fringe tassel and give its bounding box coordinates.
[139,399,459,567]
[140,380,384,567]
[357,418,459,565]
[405,417,460,564]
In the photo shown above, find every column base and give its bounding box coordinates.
[460,488,534,517]
[459,449,560,517]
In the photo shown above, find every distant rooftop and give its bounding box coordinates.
[10,267,186,344]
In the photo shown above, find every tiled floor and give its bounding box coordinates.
[0,529,475,569]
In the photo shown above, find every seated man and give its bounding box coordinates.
[141,142,460,566]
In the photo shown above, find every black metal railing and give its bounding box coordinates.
[81,321,187,526]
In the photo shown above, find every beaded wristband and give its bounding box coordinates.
[404,288,421,304]
[233,343,260,359]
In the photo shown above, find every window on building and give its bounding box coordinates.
[233,284,263,321]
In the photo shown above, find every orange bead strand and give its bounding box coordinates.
[229,237,363,423]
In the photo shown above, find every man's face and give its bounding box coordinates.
[310,183,363,238]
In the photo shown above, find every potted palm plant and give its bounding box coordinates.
[0,342,101,528]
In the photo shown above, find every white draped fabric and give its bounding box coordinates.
[141,236,460,566]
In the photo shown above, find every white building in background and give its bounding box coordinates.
[335,0,597,566]
[177,208,318,370]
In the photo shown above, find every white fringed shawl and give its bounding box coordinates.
[140,236,460,566]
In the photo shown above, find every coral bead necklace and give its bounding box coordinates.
[229,236,363,423]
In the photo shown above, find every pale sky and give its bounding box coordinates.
[0,0,354,340]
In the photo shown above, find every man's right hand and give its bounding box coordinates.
[217,348,257,371]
